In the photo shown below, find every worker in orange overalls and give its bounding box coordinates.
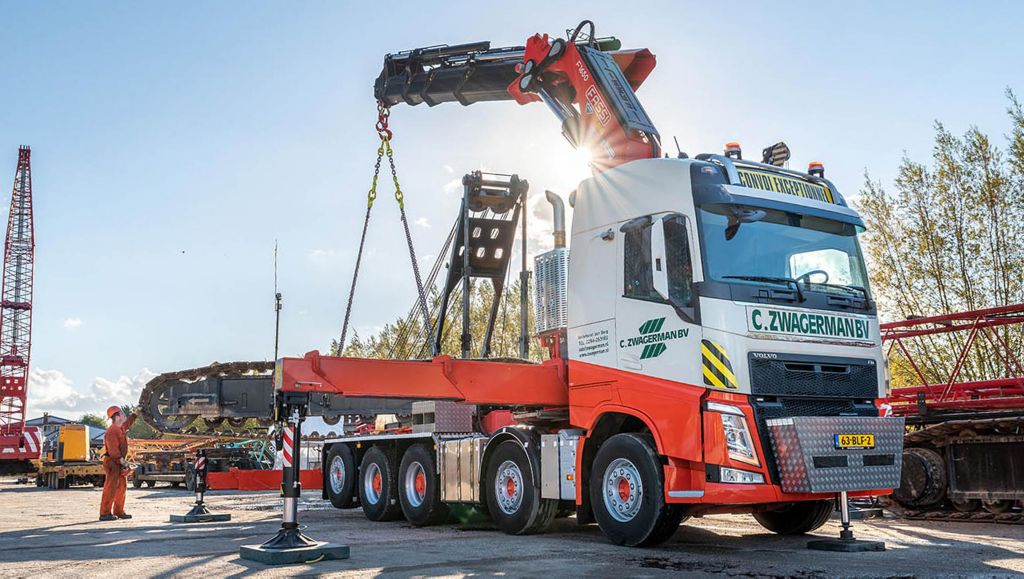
[99,406,136,521]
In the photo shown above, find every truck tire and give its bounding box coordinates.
[185,465,196,492]
[484,440,557,535]
[325,444,358,509]
[589,433,686,547]
[359,446,402,521]
[132,477,143,489]
[146,480,156,488]
[399,443,449,526]
[753,500,834,535]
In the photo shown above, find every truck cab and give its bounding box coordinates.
[564,154,900,535]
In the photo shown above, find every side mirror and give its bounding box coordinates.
[650,219,669,301]
[725,208,767,240]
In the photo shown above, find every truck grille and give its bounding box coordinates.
[750,397,878,484]
[749,353,879,399]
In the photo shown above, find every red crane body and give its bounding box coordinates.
[0,146,40,471]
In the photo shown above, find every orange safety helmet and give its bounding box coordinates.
[107,406,123,419]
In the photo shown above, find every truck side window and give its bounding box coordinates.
[622,217,660,301]
[664,216,693,307]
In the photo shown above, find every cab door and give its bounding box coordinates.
[614,213,702,386]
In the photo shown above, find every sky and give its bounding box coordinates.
[1,1,1022,419]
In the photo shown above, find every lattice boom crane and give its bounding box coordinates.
[0,146,41,474]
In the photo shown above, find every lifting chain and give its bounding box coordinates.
[338,102,433,356]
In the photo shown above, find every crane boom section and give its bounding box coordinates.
[374,24,659,170]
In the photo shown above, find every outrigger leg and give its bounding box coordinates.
[170,449,231,523]
[240,392,350,565]
[807,491,885,552]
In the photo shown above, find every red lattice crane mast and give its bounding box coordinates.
[0,146,40,473]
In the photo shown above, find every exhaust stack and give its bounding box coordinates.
[545,190,566,248]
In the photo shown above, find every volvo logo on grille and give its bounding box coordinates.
[752,352,778,360]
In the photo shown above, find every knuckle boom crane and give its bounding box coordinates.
[271,20,904,550]
[374,20,660,171]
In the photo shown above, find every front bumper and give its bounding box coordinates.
[766,415,904,493]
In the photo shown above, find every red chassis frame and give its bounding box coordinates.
[278,351,884,507]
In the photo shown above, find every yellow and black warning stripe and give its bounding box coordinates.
[701,339,738,390]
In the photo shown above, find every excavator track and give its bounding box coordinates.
[885,500,1024,525]
[891,414,1024,523]
[138,361,274,435]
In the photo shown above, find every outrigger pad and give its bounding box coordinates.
[169,513,231,523]
[239,542,350,565]
[807,538,885,552]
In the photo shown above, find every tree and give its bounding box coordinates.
[79,413,107,429]
[333,277,539,361]
[857,89,1024,386]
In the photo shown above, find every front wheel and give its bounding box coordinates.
[589,433,685,547]
[753,500,834,535]
[484,440,557,535]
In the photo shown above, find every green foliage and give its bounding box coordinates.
[78,413,107,429]
[334,277,538,361]
[858,89,1024,386]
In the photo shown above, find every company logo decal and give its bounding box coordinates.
[748,307,872,342]
[619,317,688,359]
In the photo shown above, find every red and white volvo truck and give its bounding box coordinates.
[273,21,904,547]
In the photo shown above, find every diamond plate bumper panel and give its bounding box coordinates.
[766,416,904,493]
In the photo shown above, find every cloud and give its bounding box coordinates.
[307,248,335,260]
[27,367,157,419]
[63,317,83,329]
[414,217,431,229]
[443,178,462,195]
[442,165,454,174]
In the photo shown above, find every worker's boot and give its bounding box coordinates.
[99,514,116,521]
[115,513,132,519]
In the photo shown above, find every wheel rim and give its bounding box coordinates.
[495,460,524,515]
[364,463,383,504]
[603,458,643,523]
[404,461,427,508]
[329,455,346,494]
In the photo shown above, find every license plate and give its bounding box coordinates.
[834,434,874,449]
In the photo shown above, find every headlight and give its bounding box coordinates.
[707,402,760,467]
[721,414,759,465]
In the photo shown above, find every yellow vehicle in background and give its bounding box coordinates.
[34,424,105,489]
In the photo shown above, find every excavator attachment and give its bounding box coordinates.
[138,361,416,435]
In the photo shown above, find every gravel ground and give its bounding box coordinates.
[0,479,1021,578]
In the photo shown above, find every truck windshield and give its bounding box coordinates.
[698,204,870,298]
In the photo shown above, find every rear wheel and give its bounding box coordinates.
[484,440,557,535]
[589,433,685,547]
[753,500,834,535]
[359,446,402,521]
[399,443,448,526]
[325,444,358,509]
[132,477,143,489]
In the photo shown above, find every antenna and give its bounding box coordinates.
[273,241,282,361]
[673,136,686,159]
